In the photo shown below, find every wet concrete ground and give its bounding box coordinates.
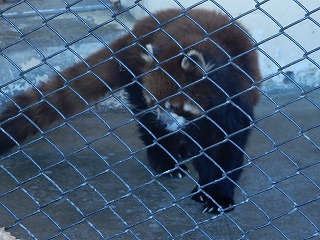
[0,90,319,239]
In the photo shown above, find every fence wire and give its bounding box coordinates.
[0,0,319,239]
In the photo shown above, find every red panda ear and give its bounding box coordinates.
[181,50,206,71]
[181,50,214,72]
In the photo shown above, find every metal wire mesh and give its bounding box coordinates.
[0,0,319,239]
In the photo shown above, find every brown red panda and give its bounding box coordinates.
[0,9,261,213]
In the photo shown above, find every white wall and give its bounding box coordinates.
[122,0,320,91]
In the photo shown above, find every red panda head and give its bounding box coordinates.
[140,44,213,131]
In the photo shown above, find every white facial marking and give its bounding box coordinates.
[166,112,186,131]
[157,109,186,132]
[183,103,202,115]
[141,53,153,62]
[203,61,215,72]
[156,108,161,119]
[146,44,153,54]
[181,49,215,72]
[165,101,170,109]
[181,50,205,70]
[140,44,154,63]
[144,94,152,105]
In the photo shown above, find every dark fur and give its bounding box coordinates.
[0,9,260,213]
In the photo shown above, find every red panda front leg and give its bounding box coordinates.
[191,158,237,213]
[146,134,190,178]
[190,131,248,213]
[138,112,189,178]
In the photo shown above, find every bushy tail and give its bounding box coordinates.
[0,47,125,154]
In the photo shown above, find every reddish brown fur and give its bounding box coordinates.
[137,10,260,109]
[1,8,261,213]
[0,8,261,151]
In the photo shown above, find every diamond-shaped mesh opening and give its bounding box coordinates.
[1,1,44,33]
[1,152,40,182]
[272,209,319,239]
[250,187,294,219]
[61,220,105,239]
[22,175,62,206]
[41,198,84,229]
[45,14,92,44]
[259,34,306,67]
[277,174,319,205]
[19,212,60,239]
[0,0,319,239]
[2,41,43,72]
[88,170,130,202]
[133,180,176,213]
[259,0,307,27]
[253,150,300,181]
[66,149,109,178]
[298,198,320,231]
[44,124,89,155]
[236,162,271,197]
[86,207,127,239]
[199,214,245,239]
[130,217,173,239]
[228,201,270,233]
[110,194,151,226]
[45,161,85,192]
[152,205,196,237]
[1,188,39,219]
[65,184,107,215]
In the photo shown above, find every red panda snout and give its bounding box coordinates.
[157,108,186,132]
[155,100,203,132]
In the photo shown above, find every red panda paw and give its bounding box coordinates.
[202,198,235,214]
[191,187,208,203]
[168,164,189,179]
[191,187,235,214]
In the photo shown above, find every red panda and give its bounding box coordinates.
[0,9,261,213]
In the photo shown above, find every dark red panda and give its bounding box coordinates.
[0,9,261,213]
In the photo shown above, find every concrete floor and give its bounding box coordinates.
[0,1,320,239]
[0,90,319,240]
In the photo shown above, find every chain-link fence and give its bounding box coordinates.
[0,0,319,239]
